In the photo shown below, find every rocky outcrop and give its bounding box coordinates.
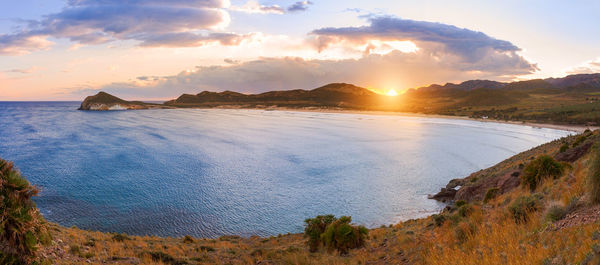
[454,171,521,202]
[555,141,593,162]
[78,92,159,110]
[429,188,457,203]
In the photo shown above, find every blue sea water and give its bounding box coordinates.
[0,101,572,237]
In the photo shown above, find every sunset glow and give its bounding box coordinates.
[386,89,399,96]
[0,1,599,100]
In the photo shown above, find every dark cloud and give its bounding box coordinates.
[287,1,313,12]
[138,32,254,47]
[311,16,521,62]
[0,0,233,55]
[67,0,229,8]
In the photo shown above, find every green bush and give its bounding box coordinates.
[588,149,600,204]
[303,214,336,252]
[320,216,368,255]
[182,235,194,244]
[432,214,446,227]
[111,233,130,242]
[509,194,543,223]
[457,204,473,218]
[545,204,567,222]
[454,222,475,244]
[142,251,187,265]
[560,143,569,153]
[573,135,587,147]
[455,200,467,208]
[0,159,50,264]
[484,188,499,204]
[522,155,565,191]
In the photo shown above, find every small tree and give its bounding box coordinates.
[320,216,368,255]
[0,159,49,264]
[522,155,565,191]
[303,215,336,252]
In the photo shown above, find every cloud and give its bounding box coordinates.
[80,47,536,99]
[67,0,230,9]
[0,34,54,55]
[0,0,234,55]
[3,66,44,74]
[138,32,256,47]
[311,16,522,62]
[287,1,313,12]
[567,57,600,74]
[230,1,285,14]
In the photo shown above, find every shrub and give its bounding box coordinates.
[303,214,336,252]
[320,216,368,255]
[198,246,215,252]
[455,200,467,208]
[111,233,130,242]
[522,155,565,190]
[142,251,187,265]
[484,188,499,204]
[573,135,587,147]
[182,235,195,244]
[544,204,567,222]
[457,204,473,218]
[454,222,475,244]
[588,148,600,204]
[509,194,543,223]
[432,214,446,227]
[560,143,569,153]
[69,245,81,256]
[0,159,50,264]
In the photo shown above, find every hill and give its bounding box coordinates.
[163,83,386,109]
[78,92,166,110]
[79,73,600,125]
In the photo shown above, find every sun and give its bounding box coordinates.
[386,89,399,96]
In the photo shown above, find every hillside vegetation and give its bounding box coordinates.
[3,130,600,264]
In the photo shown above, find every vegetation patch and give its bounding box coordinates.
[522,155,565,190]
[544,203,567,222]
[321,216,368,255]
[304,215,368,255]
[588,147,600,204]
[0,159,50,264]
[509,194,543,223]
[484,188,499,204]
[303,214,336,252]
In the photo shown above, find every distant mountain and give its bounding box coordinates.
[413,74,600,92]
[545,73,600,89]
[164,83,385,109]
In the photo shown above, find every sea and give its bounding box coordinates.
[0,101,572,237]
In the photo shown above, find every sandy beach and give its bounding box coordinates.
[239,106,598,133]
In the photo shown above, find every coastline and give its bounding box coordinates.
[205,106,597,133]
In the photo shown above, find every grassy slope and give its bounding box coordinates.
[26,132,600,265]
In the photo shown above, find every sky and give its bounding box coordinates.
[0,0,599,100]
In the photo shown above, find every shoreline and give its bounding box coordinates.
[209,106,596,133]
[40,105,591,239]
